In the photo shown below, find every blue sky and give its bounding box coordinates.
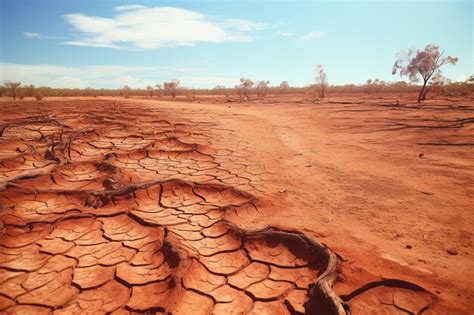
[0,0,472,88]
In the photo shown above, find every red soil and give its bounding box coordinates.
[0,96,472,314]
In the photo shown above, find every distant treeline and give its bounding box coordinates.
[1,78,473,101]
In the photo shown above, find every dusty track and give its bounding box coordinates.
[0,98,472,314]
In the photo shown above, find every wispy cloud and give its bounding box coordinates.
[62,6,265,49]
[223,19,267,31]
[0,62,237,88]
[275,31,294,37]
[115,4,147,12]
[23,32,61,40]
[297,30,325,42]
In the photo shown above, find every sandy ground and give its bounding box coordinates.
[0,96,472,314]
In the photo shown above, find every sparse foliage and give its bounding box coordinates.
[429,73,451,95]
[34,90,44,101]
[164,80,180,98]
[146,86,154,98]
[392,44,458,103]
[4,81,22,100]
[122,85,131,98]
[155,84,162,97]
[255,80,270,97]
[365,79,386,94]
[18,89,25,100]
[279,81,289,94]
[238,78,254,102]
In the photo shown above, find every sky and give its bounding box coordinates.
[0,0,472,89]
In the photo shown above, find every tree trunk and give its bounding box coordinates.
[418,80,428,104]
[422,86,430,101]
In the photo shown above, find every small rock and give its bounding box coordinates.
[278,189,287,193]
[418,153,424,158]
[405,245,412,249]
[446,248,458,256]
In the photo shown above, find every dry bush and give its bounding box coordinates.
[238,78,254,102]
[164,80,180,98]
[146,86,154,98]
[255,80,270,97]
[4,81,21,100]
[155,84,162,98]
[122,85,131,98]
[279,81,290,94]
[18,89,25,100]
[34,91,43,101]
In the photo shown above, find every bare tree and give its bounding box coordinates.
[164,80,180,98]
[315,65,328,99]
[392,44,458,103]
[4,81,21,100]
[238,78,253,102]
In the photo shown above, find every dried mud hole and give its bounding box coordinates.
[0,101,435,314]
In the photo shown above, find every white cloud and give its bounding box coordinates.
[62,6,264,49]
[0,62,237,89]
[297,30,324,42]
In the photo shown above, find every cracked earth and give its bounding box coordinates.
[0,98,472,314]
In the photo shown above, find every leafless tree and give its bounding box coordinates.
[238,78,254,102]
[315,65,328,99]
[392,44,458,103]
[4,81,21,100]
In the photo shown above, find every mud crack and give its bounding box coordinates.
[0,100,436,314]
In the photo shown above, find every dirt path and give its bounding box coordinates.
[0,98,472,314]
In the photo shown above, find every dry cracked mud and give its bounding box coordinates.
[0,99,467,314]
